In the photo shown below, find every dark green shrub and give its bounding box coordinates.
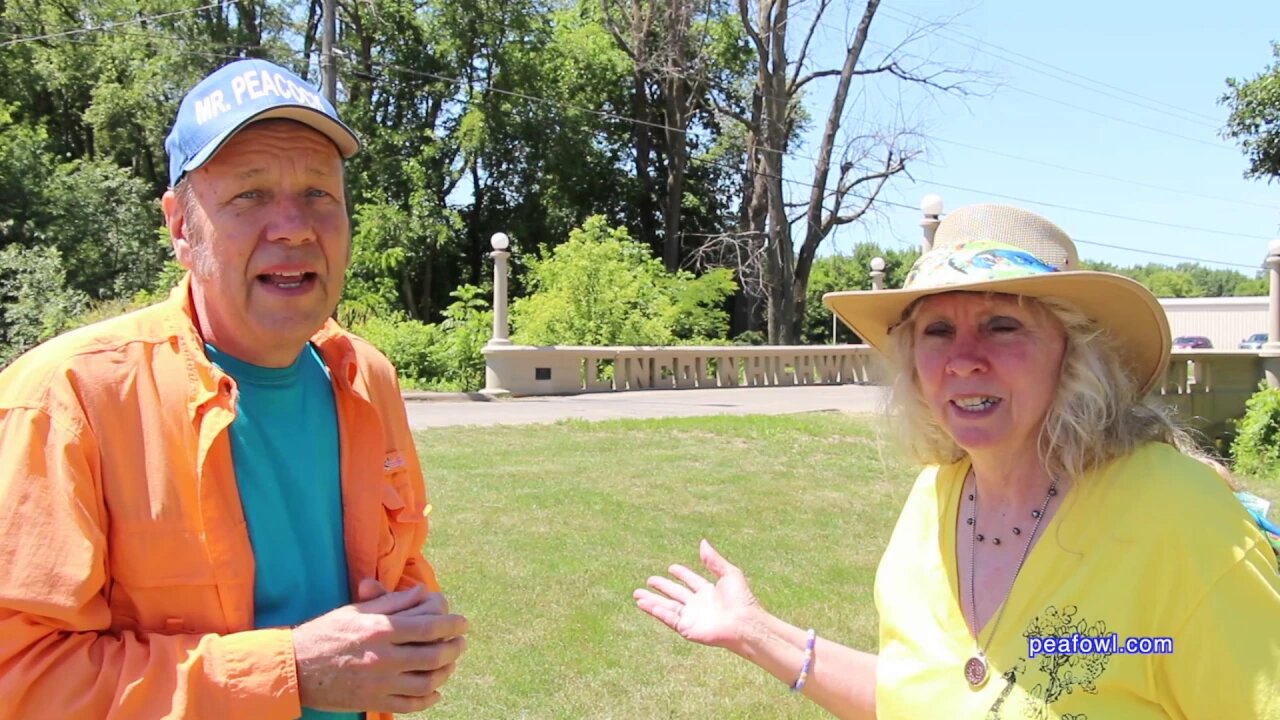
[431,284,492,392]
[349,314,445,389]
[1231,382,1280,479]
[0,245,88,368]
[347,285,492,392]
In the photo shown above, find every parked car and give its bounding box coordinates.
[1239,333,1269,350]
[1172,336,1213,349]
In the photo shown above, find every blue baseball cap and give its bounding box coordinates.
[165,58,360,186]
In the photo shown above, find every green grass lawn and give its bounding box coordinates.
[411,413,912,719]
[1242,472,1280,508]
[408,412,1280,719]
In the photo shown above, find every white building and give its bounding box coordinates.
[1159,296,1267,349]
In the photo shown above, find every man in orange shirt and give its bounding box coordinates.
[0,59,467,719]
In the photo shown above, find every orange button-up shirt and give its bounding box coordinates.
[0,277,438,719]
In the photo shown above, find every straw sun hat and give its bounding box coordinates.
[822,204,1171,396]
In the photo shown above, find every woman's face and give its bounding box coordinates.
[912,292,1067,458]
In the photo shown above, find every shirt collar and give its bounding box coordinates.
[160,273,366,417]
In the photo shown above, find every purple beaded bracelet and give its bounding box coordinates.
[790,628,817,692]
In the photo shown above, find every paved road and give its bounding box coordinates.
[404,384,888,428]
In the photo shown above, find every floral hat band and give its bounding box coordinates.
[902,240,1060,291]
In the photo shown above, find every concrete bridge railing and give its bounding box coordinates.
[482,344,1273,442]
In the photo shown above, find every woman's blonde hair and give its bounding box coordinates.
[886,292,1209,481]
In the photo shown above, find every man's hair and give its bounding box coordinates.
[171,176,218,277]
[884,292,1206,481]
[174,176,197,216]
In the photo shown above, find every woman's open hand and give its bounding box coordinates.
[634,539,762,651]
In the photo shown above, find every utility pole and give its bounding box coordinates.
[320,0,337,104]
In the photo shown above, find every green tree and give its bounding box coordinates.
[432,284,493,391]
[0,104,53,246]
[41,158,166,298]
[1236,276,1269,296]
[802,245,918,344]
[1078,259,1261,298]
[1223,42,1280,181]
[510,215,735,345]
[0,0,295,316]
[0,104,165,300]
[1143,269,1204,298]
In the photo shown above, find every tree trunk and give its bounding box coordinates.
[755,0,795,344]
[418,245,435,321]
[662,84,687,272]
[658,0,694,272]
[468,159,484,287]
[632,73,658,250]
[788,0,880,342]
[400,266,419,321]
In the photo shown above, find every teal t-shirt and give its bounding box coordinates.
[206,343,358,720]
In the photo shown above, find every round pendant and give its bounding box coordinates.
[964,655,988,688]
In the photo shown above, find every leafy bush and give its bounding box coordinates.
[348,313,446,389]
[1231,382,1280,479]
[511,216,736,346]
[0,245,88,368]
[346,284,492,392]
[430,284,492,391]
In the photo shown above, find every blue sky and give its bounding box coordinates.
[795,0,1280,274]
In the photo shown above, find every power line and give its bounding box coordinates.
[141,39,1280,252]
[14,28,1269,269]
[848,195,1258,269]
[924,179,1271,241]
[1072,238,1259,270]
[852,33,1233,155]
[0,1,229,48]
[930,137,1277,211]
[875,6,1224,127]
[362,57,1265,246]
[843,20,1223,142]
[1001,85,1230,152]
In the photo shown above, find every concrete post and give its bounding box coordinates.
[483,233,513,396]
[488,233,511,347]
[870,256,887,291]
[920,194,943,253]
[489,251,511,345]
[1262,239,1280,388]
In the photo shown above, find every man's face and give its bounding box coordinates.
[163,120,350,367]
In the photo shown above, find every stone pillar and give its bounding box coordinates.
[920,194,943,253]
[488,235,511,347]
[1262,239,1280,388]
[484,233,513,396]
[870,256,886,291]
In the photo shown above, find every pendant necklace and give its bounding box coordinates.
[963,473,1058,688]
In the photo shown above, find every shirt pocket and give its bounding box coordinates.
[107,523,222,633]
[377,452,428,590]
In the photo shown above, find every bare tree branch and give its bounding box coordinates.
[684,230,771,297]
[786,0,833,92]
[712,99,753,128]
[736,0,767,71]
[852,61,975,94]
[697,0,985,343]
[820,144,914,236]
[793,68,843,91]
[599,1,640,63]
